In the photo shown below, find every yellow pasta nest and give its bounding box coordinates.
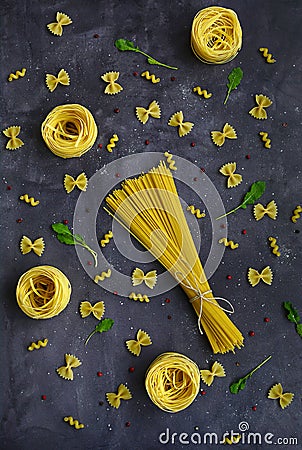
[16,265,71,319]
[41,104,98,158]
[145,352,200,413]
[191,6,242,64]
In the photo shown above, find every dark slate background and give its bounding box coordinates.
[1,1,301,449]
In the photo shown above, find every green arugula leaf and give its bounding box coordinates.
[230,355,272,394]
[283,302,302,337]
[224,67,243,105]
[114,38,178,70]
[52,222,98,267]
[241,181,266,209]
[216,181,266,219]
[85,318,114,346]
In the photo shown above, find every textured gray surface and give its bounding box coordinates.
[1,0,302,449]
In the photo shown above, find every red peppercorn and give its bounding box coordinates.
[264,317,270,323]
[167,315,172,320]
[227,275,232,280]
[170,76,176,81]
[125,421,131,427]
[114,108,120,113]
[246,154,251,159]
[165,298,171,303]
[93,34,100,38]
[252,405,257,411]
[87,261,92,266]
[41,395,47,401]
[193,177,198,181]
[249,330,255,337]
[133,71,138,76]
[63,220,68,225]
[129,367,135,373]
[113,291,118,295]
[200,167,206,172]
[16,218,23,223]
[7,185,12,190]
[115,173,120,178]
[97,371,103,377]
[145,139,150,145]
[191,142,196,147]
[282,122,288,127]
[201,390,206,395]
[242,229,247,235]
[98,143,103,149]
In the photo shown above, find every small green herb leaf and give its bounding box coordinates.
[114,37,178,70]
[216,181,266,219]
[229,355,272,394]
[85,318,114,346]
[241,181,266,209]
[114,38,138,52]
[224,67,243,105]
[52,222,98,267]
[283,302,302,337]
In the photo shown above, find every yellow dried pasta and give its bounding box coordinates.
[191,6,242,64]
[136,100,161,124]
[211,123,237,147]
[145,352,200,412]
[101,71,123,95]
[132,268,157,289]
[106,383,132,409]
[41,104,98,158]
[8,68,26,82]
[291,205,302,223]
[141,71,160,83]
[100,231,113,247]
[64,172,87,193]
[253,200,278,221]
[19,194,40,206]
[164,151,177,170]
[28,338,48,351]
[200,361,225,386]
[94,269,111,283]
[2,126,24,150]
[259,47,276,63]
[247,266,273,287]
[128,292,150,303]
[168,111,194,137]
[63,416,85,429]
[259,131,271,148]
[126,329,152,356]
[268,383,294,409]
[20,236,45,256]
[47,12,72,36]
[79,301,105,320]
[219,238,239,250]
[46,69,70,92]
[268,237,280,257]
[219,162,242,188]
[193,86,212,98]
[57,354,82,381]
[106,134,119,152]
[16,265,71,319]
[249,94,272,120]
[187,205,205,218]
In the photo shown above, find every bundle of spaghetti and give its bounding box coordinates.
[16,265,71,319]
[105,161,243,354]
[41,104,98,158]
[191,6,242,64]
[145,352,200,412]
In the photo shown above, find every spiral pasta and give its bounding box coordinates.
[191,6,242,64]
[41,104,98,158]
[145,352,200,413]
[16,265,71,319]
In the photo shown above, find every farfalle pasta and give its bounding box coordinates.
[101,71,123,95]
[2,126,24,150]
[211,123,237,147]
[247,266,273,287]
[79,301,105,320]
[64,172,88,193]
[132,268,157,289]
[57,354,82,381]
[20,236,45,256]
[136,100,161,124]
[253,200,278,221]
[200,361,225,386]
[106,383,132,409]
[268,383,294,409]
[47,12,72,36]
[249,94,272,120]
[219,162,242,188]
[126,329,152,356]
[168,111,194,137]
[46,69,70,92]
